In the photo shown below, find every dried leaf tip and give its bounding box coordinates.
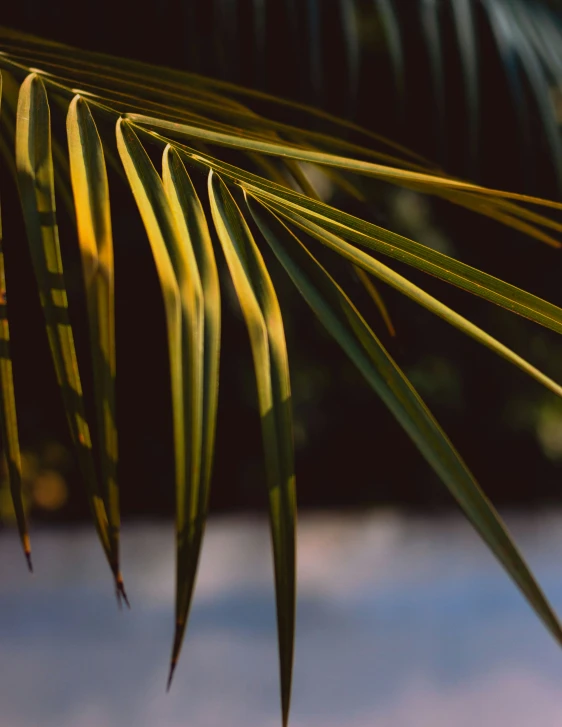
[167,623,185,692]
[21,533,33,572]
[115,574,130,609]
[166,660,177,692]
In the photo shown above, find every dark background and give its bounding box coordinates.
[2,0,562,523]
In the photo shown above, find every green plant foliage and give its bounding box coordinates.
[67,94,121,595]
[209,174,295,725]
[1,26,562,726]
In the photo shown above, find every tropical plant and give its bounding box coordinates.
[2,24,562,727]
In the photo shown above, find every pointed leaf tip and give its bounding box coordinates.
[166,661,177,692]
[115,576,130,609]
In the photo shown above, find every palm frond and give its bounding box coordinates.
[1,26,562,725]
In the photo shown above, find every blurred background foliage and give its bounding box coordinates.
[2,0,562,526]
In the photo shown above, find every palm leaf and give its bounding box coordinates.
[246,195,562,646]
[67,95,121,591]
[15,72,126,599]
[144,145,562,336]
[251,196,562,398]
[126,113,562,255]
[127,112,562,206]
[209,172,296,727]
[162,145,221,688]
[116,119,210,679]
[2,27,562,725]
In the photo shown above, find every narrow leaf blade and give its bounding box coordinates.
[209,172,296,727]
[15,73,123,593]
[247,196,562,647]
[162,145,218,686]
[67,95,123,597]
[127,113,562,210]
[144,145,562,339]
[116,120,209,684]
[262,200,562,400]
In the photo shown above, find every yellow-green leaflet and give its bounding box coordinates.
[209,172,296,727]
[15,73,124,595]
[247,196,562,648]
[224,171,562,334]
[2,27,561,237]
[126,109,562,245]
[161,145,219,688]
[0,26,432,167]
[6,35,556,241]
[128,113,562,211]
[116,120,210,684]
[137,142,562,338]
[258,198,562,400]
[0,70,30,570]
[67,95,123,598]
[163,149,220,518]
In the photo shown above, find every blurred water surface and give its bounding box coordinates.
[1,511,562,727]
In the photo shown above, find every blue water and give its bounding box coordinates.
[1,511,562,726]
